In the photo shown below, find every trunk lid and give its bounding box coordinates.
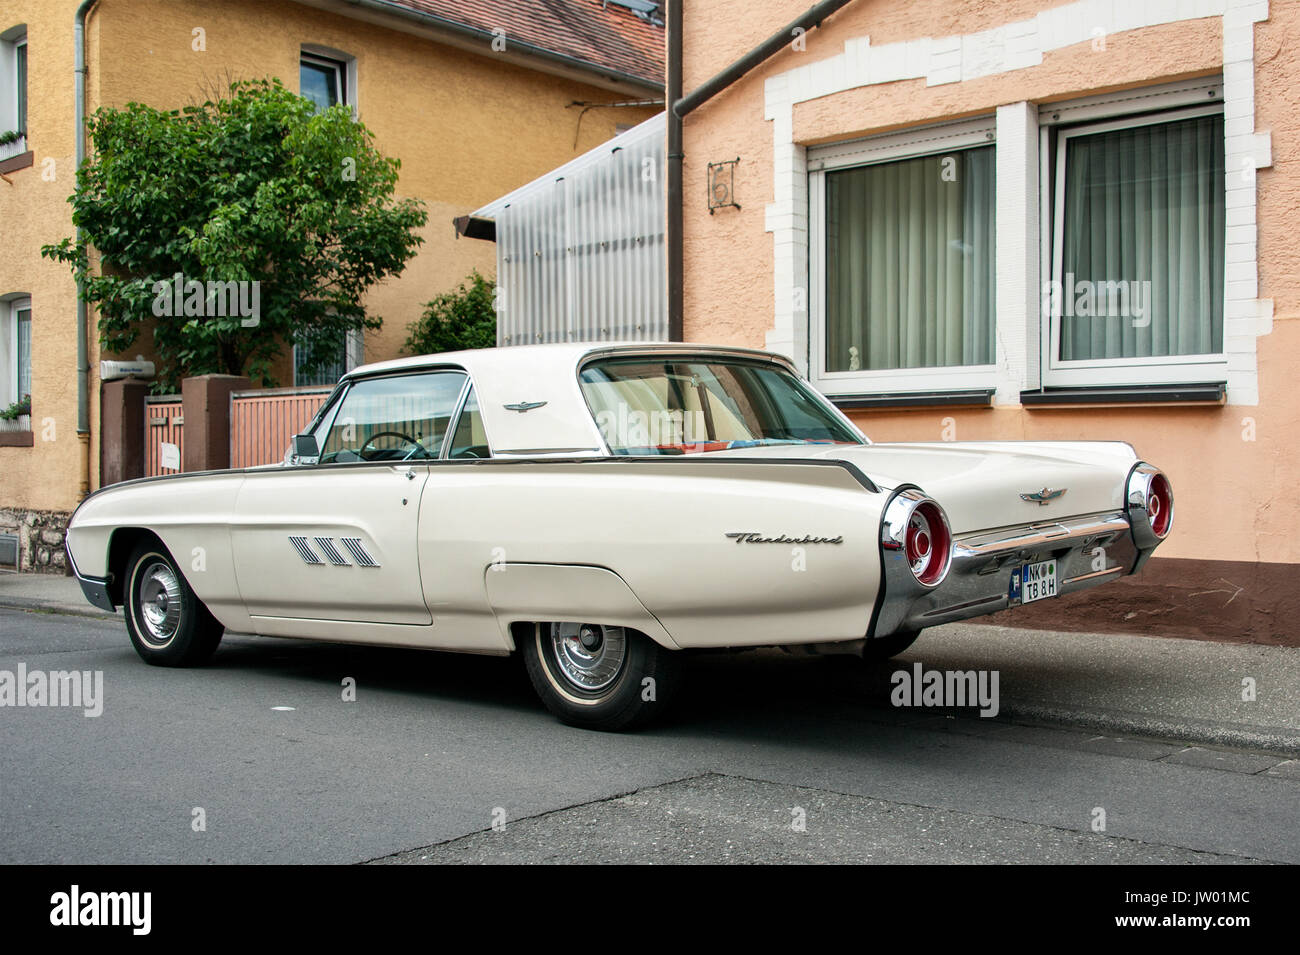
[714,441,1136,534]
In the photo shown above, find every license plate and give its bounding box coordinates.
[1010,559,1058,605]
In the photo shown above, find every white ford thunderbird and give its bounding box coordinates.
[66,343,1173,729]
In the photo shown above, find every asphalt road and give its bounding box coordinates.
[1,607,1297,864]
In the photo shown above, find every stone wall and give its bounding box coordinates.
[0,508,72,574]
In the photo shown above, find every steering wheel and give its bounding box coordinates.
[358,430,425,462]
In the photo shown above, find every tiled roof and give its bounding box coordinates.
[389,0,665,88]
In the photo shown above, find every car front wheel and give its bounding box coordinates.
[521,622,680,731]
[124,542,224,667]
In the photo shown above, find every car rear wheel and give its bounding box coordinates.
[521,622,680,731]
[124,542,224,667]
[861,630,921,663]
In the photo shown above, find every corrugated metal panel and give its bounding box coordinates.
[486,113,666,346]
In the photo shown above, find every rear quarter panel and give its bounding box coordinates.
[419,459,885,649]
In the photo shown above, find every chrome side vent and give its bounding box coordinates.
[314,537,351,566]
[289,536,324,565]
[340,537,380,568]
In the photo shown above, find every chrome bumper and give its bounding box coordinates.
[872,510,1156,639]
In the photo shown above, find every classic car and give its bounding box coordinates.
[65,343,1174,730]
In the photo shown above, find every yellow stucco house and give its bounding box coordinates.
[0,0,663,571]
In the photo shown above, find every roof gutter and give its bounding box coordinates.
[341,0,663,93]
[667,0,855,341]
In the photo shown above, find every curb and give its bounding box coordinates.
[0,597,118,621]
[999,701,1300,759]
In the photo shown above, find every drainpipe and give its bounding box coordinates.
[667,1,683,341]
[74,0,95,498]
[667,0,855,343]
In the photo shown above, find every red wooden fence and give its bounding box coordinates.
[144,397,184,477]
[229,387,332,469]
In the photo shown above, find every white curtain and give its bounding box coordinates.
[1060,113,1224,360]
[825,146,995,372]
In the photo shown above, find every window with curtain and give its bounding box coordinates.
[15,301,29,400]
[824,145,995,374]
[1054,110,1224,365]
[14,35,24,135]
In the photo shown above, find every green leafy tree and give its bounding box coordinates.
[405,270,497,355]
[43,78,428,391]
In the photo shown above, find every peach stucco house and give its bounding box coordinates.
[667,0,1294,643]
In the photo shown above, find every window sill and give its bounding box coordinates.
[830,389,995,411]
[0,431,34,447]
[0,150,33,175]
[1020,383,1226,408]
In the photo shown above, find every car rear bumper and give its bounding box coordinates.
[872,509,1157,639]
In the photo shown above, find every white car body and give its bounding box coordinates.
[65,343,1173,726]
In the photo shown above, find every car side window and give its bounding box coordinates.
[318,371,467,464]
[447,386,490,459]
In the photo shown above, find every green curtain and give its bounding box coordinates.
[825,145,995,373]
[16,305,30,401]
[1060,114,1224,360]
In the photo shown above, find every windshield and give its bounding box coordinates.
[579,357,864,455]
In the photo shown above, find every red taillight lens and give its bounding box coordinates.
[906,501,951,586]
[1148,473,1173,538]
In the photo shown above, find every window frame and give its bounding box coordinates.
[1044,103,1227,387]
[1,296,31,407]
[808,116,999,397]
[307,369,475,466]
[0,27,27,159]
[13,33,24,135]
[299,46,356,116]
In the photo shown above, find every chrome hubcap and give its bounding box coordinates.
[137,560,182,648]
[549,623,627,692]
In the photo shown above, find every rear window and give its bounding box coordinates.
[579,357,863,455]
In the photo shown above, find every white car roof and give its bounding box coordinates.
[340,342,796,456]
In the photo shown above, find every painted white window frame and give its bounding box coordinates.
[299,46,357,115]
[808,116,998,397]
[1041,84,1228,388]
[0,27,26,161]
[1,296,31,406]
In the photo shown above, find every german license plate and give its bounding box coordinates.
[1011,559,1058,604]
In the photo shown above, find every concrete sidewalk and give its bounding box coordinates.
[1,571,1297,755]
[0,571,117,620]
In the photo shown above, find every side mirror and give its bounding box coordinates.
[291,433,320,466]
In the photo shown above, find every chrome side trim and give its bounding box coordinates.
[340,537,380,568]
[314,537,351,566]
[289,536,324,565]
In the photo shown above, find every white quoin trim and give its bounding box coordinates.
[763,0,1271,405]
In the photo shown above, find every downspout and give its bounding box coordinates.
[74,0,96,498]
[667,0,855,344]
[667,1,683,341]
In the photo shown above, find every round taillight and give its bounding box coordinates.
[906,501,951,586]
[1148,473,1173,538]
